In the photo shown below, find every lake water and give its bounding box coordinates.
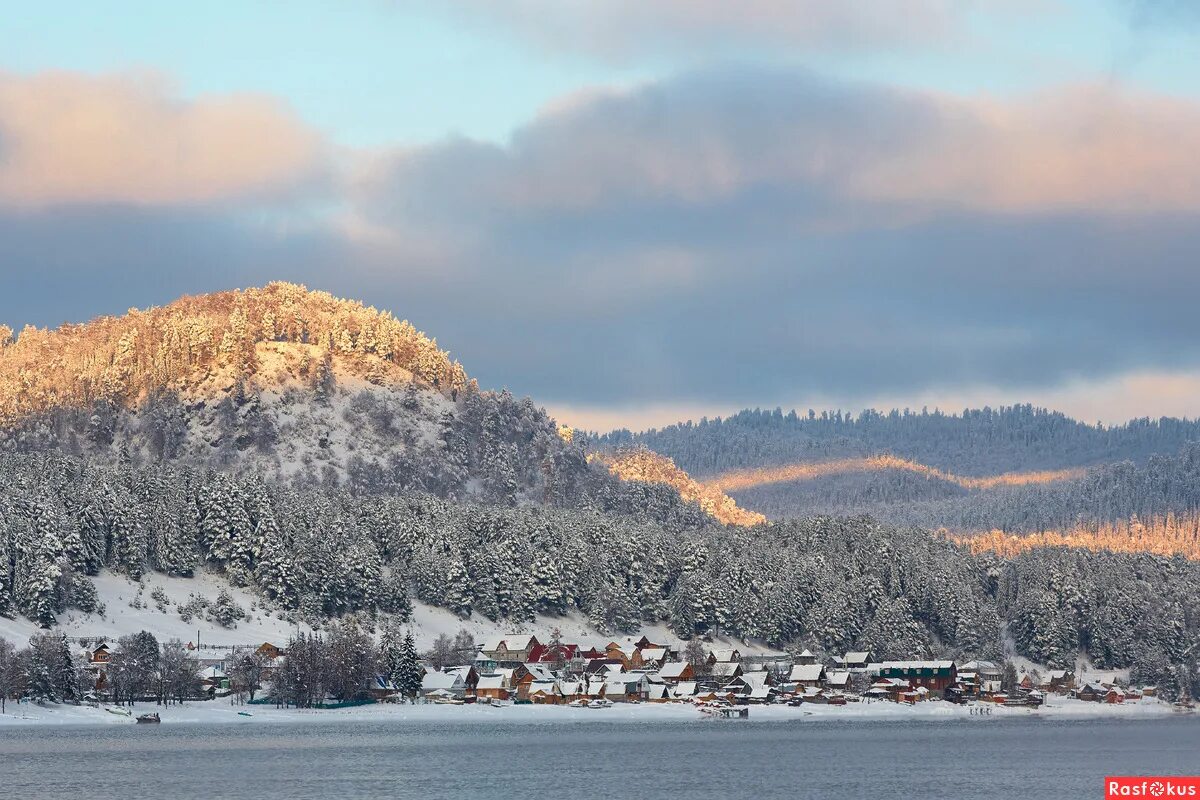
[3,716,1198,799]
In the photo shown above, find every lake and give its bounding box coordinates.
[3,716,1198,799]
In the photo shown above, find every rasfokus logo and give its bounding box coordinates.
[1107,777,1200,798]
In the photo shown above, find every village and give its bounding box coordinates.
[63,631,1177,718]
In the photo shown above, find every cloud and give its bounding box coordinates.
[365,69,1200,219]
[0,71,329,207]
[346,67,1200,408]
[412,0,1008,60]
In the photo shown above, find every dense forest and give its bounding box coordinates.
[599,405,1200,477]
[729,442,1200,540]
[1,452,1197,698]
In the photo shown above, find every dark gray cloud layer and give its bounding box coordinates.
[3,67,1200,412]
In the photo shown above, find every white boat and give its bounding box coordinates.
[587,699,613,709]
[567,699,589,708]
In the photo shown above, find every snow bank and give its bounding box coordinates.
[0,697,1184,729]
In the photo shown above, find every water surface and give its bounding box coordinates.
[4,716,1198,799]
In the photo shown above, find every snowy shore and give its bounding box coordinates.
[0,697,1188,728]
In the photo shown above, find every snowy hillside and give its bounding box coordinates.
[0,567,767,659]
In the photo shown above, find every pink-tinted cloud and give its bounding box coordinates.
[856,85,1200,214]
[0,71,328,207]
[371,71,1200,220]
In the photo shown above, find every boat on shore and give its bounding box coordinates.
[105,707,131,717]
[136,713,161,724]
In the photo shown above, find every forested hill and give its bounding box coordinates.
[599,405,1200,478]
[0,283,733,529]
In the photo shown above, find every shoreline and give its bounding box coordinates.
[0,697,1189,728]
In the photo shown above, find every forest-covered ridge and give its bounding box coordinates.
[598,405,1200,478]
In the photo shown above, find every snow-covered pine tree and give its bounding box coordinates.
[396,631,424,701]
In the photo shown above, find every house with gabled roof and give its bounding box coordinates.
[672,681,698,699]
[843,651,871,671]
[707,648,741,664]
[658,661,695,683]
[710,661,743,681]
[789,664,826,688]
[476,674,511,700]
[638,647,669,668]
[482,635,541,666]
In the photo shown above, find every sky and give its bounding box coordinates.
[2,0,1200,431]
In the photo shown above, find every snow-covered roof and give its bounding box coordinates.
[522,664,556,682]
[200,666,226,680]
[477,675,507,690]
[673,681,698,697]
[879,660,955,671]
[708,648,739,662]
[528,680,559,696]
[639,647,667,662]
[844,651,870,663]
[825,671,851,687]
[799,649,815,658]
[741,672,770,689]
[659,662,690,679]
[422,671,463,691]
[710,662,741,677]
[789,665,825,682]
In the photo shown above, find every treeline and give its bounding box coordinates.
[0,631,205,709]
[1,453,1198,695]
[599,405,1200,477]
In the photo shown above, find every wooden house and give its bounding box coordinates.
[707,648,741,665]
[824,671,852,693]
[658,661,695,683]
[481,635,541,666]
[638,647,669,669]
[527,680,562,704]
[794,648,817,666]
[788,664,826,688]
[843,651,871,671]
[476,675,511,701]
[710,661,743,682]
[515,664,557,699]
[1041,669,1075,693]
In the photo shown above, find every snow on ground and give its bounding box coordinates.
[0,568,772,656]
[0,696,1186,728]
[0,570,302,648]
